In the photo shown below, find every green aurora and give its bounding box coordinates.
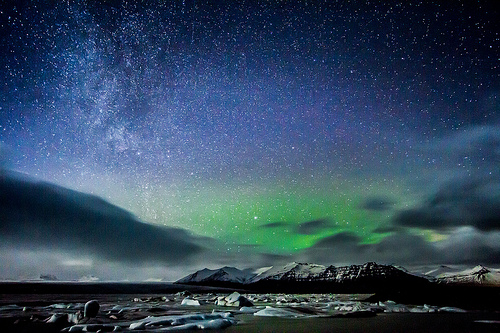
[125,175,414,254]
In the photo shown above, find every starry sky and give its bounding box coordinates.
[1,0,499,281]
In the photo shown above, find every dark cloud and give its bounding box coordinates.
[437,227,500,265]
[370,233,439,264]
[311,232,362,248]
[260,219,335,235]
[393,175,500,231]
[255,253,295,268]
[260,221,288,229]
[300,229,500,266]
[296,218,335,235]
[0,172,204,265]
[359,196,395,212]
[372,226,400,234]
[299,232,366,265]
[430,125,500,161]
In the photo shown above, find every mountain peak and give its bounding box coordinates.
[247,262,327,283]
[177,261,424,289]
[471,265,490,274]
[176,266,253,285]
[437,265,500,286]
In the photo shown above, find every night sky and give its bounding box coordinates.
[1,0,499,281]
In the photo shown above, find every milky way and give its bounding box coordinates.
[1,1,499,280]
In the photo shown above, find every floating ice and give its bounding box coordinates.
[409,304,437,313]
[215,292,253,307]
[254,306,312,318]
[438,306,467,313]
[239,306,259,313]
[66,324,120,332]
[375,300,409,313]
[328,301,365,312]
[180,298,201,306]
[1,291,477,332]
[49,303,72,309]
[475,320,500,324]
[84,300,100,318]
[0,304,24,312]
[128,312,235,331]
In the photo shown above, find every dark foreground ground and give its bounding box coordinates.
[0,283,499,332]
[226,313,500,333]
[1,306,499,333]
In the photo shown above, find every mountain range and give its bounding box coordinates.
[175,262,500,309]
[436,265,500,286]
[176,262,431,293]
[176,262,500,293]
[176,266,254,287]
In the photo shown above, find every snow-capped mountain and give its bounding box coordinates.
[317,262,418,282]
[176,262,429,292]
[246,262,419,283]
[176,266,254,285]
[247,262,326,283]
[437,265,500,286]
[405,264,461,280]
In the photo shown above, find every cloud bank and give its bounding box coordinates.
[359,196,396,212]
[0,171,205,269]
[299,229,500,266]
[297,125,500,267]
[393,175,500,231]
[260,218,336,235]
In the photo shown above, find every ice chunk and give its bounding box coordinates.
[215,292,253,307]
[376,301,409,313]
[67,324,120,332]
[409,304,437,313]
[84,300,100,318]
[254,306,308,318]
[172,318,234,330]
[383,304,408,313]
[239,306,259,313]
[128,312,235,331]
[181,298,201,306]
[0,305,24,312]
[410,307,430,313]
[438,306,467,313]
[330,301,366,312]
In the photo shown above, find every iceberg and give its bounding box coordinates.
[254,306,314,318]
[129,312,235,330]
[215,292,253,307]
[180,298,201,306]
[438,306,467,313]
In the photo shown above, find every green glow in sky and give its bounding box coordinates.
[125,174,410,254]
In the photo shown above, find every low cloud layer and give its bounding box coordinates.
[300,229,500,266]
[261,218,336,235]
[394,125,500,232]
[359,196,396,212]
[296,219,335,235]
[429,125,500,160]
[0,171,204,267]
[393,175,500,231]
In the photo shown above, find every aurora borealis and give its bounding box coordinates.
[1,1,499,280]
